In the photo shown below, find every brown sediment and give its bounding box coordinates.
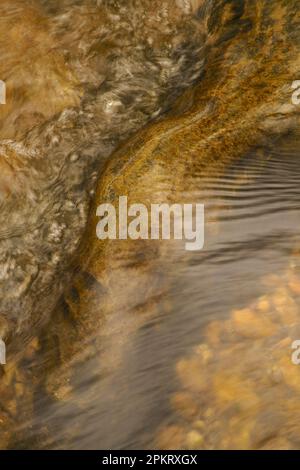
[156,254,300,450]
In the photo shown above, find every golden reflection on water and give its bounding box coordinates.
[3,134,299,450]
[154,139,300,450]
[0,0,300,450]
[157,262,300,450]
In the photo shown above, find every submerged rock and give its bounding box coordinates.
[156,255,300,449]
[0,0,300,449]
[0,0,207,349]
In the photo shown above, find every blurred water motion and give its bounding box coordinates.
[9,135,299,450]
[0,0,300,450]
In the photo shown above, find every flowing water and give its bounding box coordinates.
[10,134,300,450]
[1,0,300,450]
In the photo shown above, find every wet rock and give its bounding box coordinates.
[176,358,208,393]
[171,392,199,420]
[232,308,277,339]
[156,425,186,450]
[1,0,300,450]
[186,430,204,450]
[158,257,300,449]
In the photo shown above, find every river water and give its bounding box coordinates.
[2,0,300,451]
[11,133,299,450]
